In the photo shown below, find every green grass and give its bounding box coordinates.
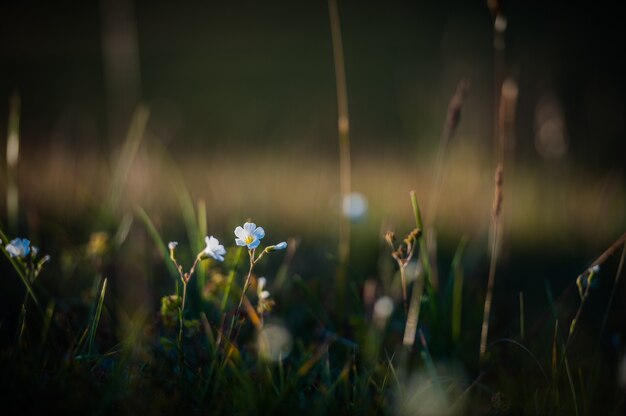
[1,190,624,414]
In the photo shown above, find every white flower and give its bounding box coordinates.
[235,222,265,249]
[5,238,31,258]
[256,277,275,315]
[203,236,226,261]
[257,277,270,300]
[168,241,178,251]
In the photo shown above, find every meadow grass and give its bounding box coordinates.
[1,4,625,414]
[2,67,626,414]
[1,138,624,413]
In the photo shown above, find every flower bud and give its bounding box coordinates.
[168,241,178,261]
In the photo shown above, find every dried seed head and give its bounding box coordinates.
[445,79,470,137]
[492,165,503,218]
[408,228,422,241]
[385,231,396,246]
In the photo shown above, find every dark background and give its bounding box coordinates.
[1,0,624,168]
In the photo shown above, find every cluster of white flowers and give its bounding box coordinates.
[169,221,287,264]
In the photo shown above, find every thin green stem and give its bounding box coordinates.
[237,250,255,314]
[399,265,408,314]
[227,249,255,343]
[178,281,188,372]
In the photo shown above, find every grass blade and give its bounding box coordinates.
[451,236,468,343]
[135,205,179,284]
[197,198,208,290]
[107,106,149,211]
[87,278,108,355]
[564,357,579,416]
[221,247,244,312]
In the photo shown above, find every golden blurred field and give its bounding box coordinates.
[11,131,625,251]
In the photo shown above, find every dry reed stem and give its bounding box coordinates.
[328,0,352,299]
[426,79,469,291]
[479,77,518,363]
[577,231,626,281]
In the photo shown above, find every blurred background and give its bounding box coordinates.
[0,0,624,307]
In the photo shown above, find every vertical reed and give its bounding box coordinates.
[328,0,352,300]
[479,78,518,363]
[426,80,469,291]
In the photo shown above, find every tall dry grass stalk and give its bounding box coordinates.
[488,0,507,154]
[426,79,469,291]
[328,0,352,299]
[479,78,518,363]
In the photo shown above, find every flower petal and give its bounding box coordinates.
[208,236,220,248]
[234,226,246,239]
[5,244,18,257]
[235,238,246,246]
[243,222,256,234]
[253,227,265,240]
[248,239,261,249]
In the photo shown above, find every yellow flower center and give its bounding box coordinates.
[245,235,255,244]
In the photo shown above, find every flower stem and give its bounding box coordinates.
[399,265,408,314]
[178,281,188,372]
[228,250,255,342]
[237,252,255,317]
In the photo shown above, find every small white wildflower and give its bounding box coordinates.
[257,277,270,300]
[234,222,265,249]
[203,236,226,262]
[5,238,31,258]
[168,241,178,251]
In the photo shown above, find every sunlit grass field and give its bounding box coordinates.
[1,116,624,413]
